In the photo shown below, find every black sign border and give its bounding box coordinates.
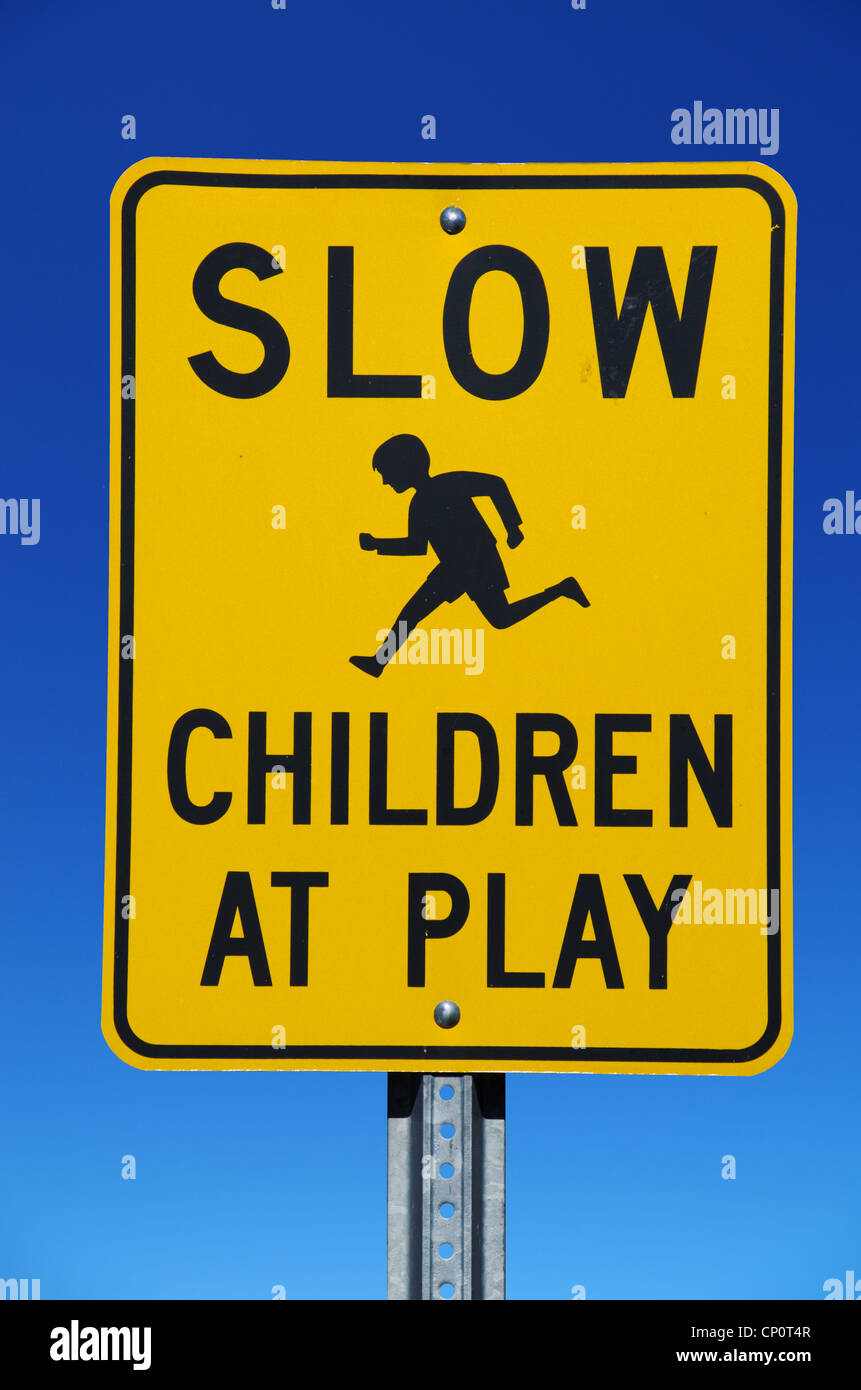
[112,168,787,1067]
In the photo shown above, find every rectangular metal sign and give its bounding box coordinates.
[104,159,795,1073]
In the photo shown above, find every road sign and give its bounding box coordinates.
[104,159,795,1074]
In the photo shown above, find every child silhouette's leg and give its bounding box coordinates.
[350,574,447,676]
[474,576,589,630]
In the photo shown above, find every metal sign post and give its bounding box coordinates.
[387,1073,505,1300]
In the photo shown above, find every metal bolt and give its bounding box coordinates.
[434,1000,461,1029]
[440,206,466,235]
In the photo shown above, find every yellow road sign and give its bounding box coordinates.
[104,159,795,1074]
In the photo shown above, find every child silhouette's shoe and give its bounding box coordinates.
[350,654,385,677]
[559,576,590,607]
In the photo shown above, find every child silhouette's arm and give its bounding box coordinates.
[462,471,524,547]
[360,502,428,556]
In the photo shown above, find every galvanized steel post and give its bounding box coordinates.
[387,1073,505,1300]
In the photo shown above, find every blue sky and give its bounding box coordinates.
[0,0,858,1300]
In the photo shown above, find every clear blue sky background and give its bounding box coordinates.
[0,0,858,1300]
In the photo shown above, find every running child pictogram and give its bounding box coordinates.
[349,434,590,677]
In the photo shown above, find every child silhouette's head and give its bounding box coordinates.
[372,434,430,492]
